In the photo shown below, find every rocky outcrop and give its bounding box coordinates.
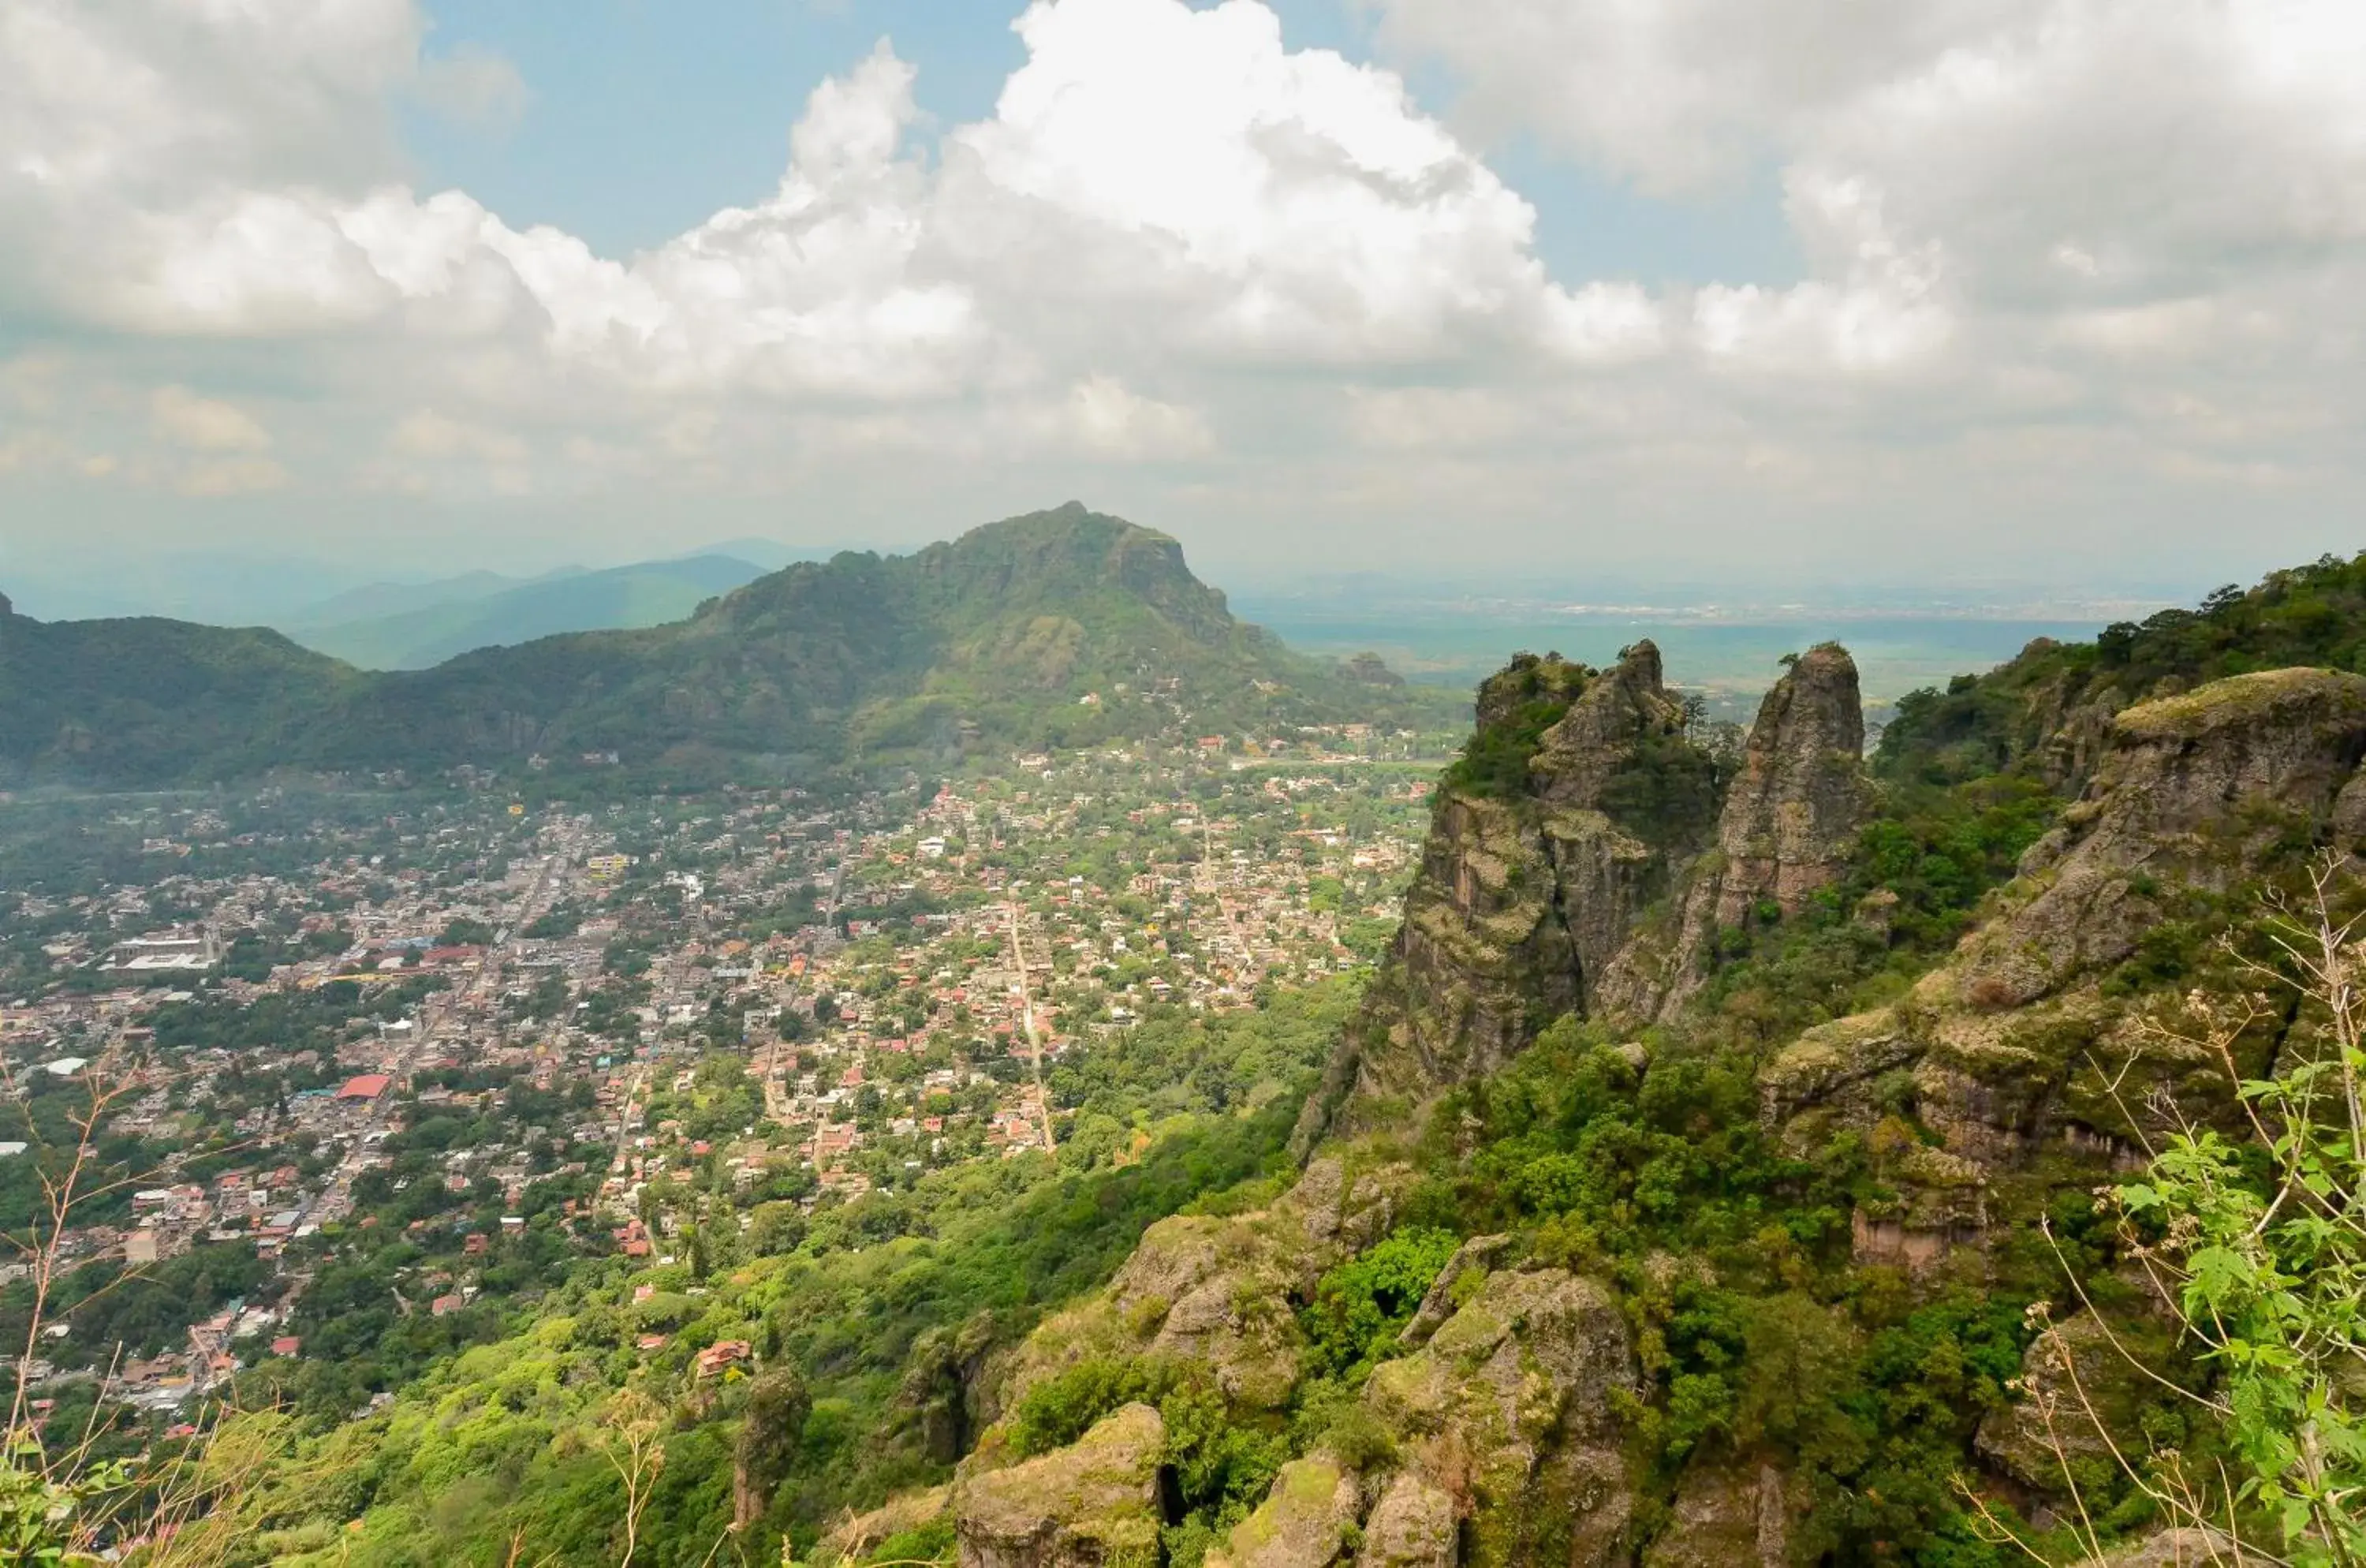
[1696,644,1869,923]
[1360,1268,1640,1568]
[1207,1455,1364,1568]
[1397,1234,1511,1350]
[901,1312,1003,1464]
[1761,667,2366,1266]
[1641,1462,1794,1568]
[983,1157,1413,1421]
[1353,1473,1458,1568]
[972,1261,1640,1568]
[1602,644,1872,1023]
[1975,1309,2179,1500]
[827,1484,953,1564]
[952,1402,1166,1568]
[1296,644,1719,1152]
[1954,666,2366,1010]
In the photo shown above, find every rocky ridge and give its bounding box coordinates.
[881,642,2366,1568]
[1765,666,2366,1265]
[1599,643,1874,1023]
[1293,641,1722,1153]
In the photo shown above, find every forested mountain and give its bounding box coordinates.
[0,506,1447,786]
[0,607,364,786]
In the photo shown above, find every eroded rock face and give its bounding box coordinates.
[1353,1473,1457,1568]
[1349,789,1591,1108]
[1703,644,1869,922]
[1976,1309,2173,1499]
[1361,1268,1640,1568]
[1760,667,2366,1266]
[1297,643,1717,1151]
[984,1158,1413,1421]
[953,1402,1165,1568]
[1641,1462,1794,1568]
[1397,1234,1512,1351]
[1956,667,2366,1009]
[1207,1455,1363,1568]
[1602,644,1872,1023]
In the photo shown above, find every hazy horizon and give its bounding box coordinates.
[0,508,2222,634]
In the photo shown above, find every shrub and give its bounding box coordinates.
[1300,1228,1461,1379]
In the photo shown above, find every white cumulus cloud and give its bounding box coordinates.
[0,0,2358,584]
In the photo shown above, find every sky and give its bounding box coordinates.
[2,0,2362,615]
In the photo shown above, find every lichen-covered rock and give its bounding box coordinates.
[1207,1455,1361,1568]
[1352,1473,1457,1568]
[1759,1010,1920,1128]
[1957,667,2366,1010]
[1363,1268,1639,1568]
[1976,1309,2170,1497]
[825,1484,951,1565]
[1642,1462,1795,1568]
[1700,644,1870,922]
[1297,643,1716,1151]
[901,1311,1002,1463]
[987,1157,1412,1421]
[1761,668,2366,1245]
[953,1402,1164,1568]
[1603,643,1871,1023]
[1397,1234,1511,1351]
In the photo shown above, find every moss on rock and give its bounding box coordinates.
[953,1402,1165,1568]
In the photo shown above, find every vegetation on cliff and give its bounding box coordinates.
[1880,550,2366,787]
[886,553,2366,1568]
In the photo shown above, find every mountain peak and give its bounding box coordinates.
[0,503,1450,785]
[901,505,1229,640]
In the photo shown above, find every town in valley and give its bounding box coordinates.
[0,720,1445,1438]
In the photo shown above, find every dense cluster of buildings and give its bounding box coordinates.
[0,735,1431,1417]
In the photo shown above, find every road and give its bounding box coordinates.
[1002,902,1057,1153]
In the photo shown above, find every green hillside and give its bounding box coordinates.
[1879,551,2366,782]
[296,506,1449,777]
[0,506,1454,787]
[0,611,360,786]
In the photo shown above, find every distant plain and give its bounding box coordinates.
[1236,600,2110,719]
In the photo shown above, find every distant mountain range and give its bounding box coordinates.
[282,554,778,670]
[0,506,1449,788]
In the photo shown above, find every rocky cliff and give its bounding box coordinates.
[1763,665,2366,1267]
[1292,642,1719,1152]
[1599,643,1873,1023]
[884,643,2366,1568]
